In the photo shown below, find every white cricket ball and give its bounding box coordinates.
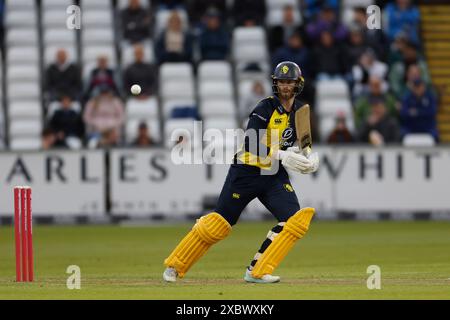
[131,84,141,95]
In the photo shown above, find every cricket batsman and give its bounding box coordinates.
[163,61,319,283]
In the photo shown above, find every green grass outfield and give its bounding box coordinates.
[0,221,449,299]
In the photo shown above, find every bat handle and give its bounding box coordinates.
[303,146,312,157]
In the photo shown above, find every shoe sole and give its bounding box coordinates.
[244,274,280,284]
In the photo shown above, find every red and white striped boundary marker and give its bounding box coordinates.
[14,186,34,282]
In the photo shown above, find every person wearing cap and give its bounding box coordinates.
[162,61,319,284]
[400,78,438,142]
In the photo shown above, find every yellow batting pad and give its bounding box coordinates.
[164,212,231,278]
[251,207,315,278]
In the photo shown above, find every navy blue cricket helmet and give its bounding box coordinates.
[271,61,305,96]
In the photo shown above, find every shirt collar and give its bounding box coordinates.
[273,95,295,114]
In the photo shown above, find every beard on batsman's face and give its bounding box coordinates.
[279,85,295,99]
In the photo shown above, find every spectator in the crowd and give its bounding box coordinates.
[155,11,193,64]
[352,49,388,97]
[41,128,67,150]
[358,99,400,146]
[123,44,157,98]
[400,78,439,142]
[272,32,309,75]
[306,5,348,45]
[84,55,120,100]
[354,76,398,129]
[154,0,184,10]
[389,42,430,99]
[351,7,387,61]
[385,0,420,44]
[240,80,267,122]
[268,5,303,52]
[96,128,121,148]
[232,0,266,26]
[83,84,125,143]
[327,113,355,144]
[302,0,339,21]
[187,1,227,26]
[387,31,409,65]
[344,26,369,71]
[198,8,230,61]
[120,0,151,43]
[311,30,346,80]
[132,122,155,147]
[45,49,81,101]
[48,96,84,146]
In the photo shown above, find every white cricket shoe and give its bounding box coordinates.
[244,268,280,283]
[163,267,178,282]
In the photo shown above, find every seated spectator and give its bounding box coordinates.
[187,1,227,26]
[385,0,420,44]
[303,0,338,21]
[132,122,155,147]
[123,44,157,98]
[47,96,84,146]
[45,49,81,101]
[312,30,346,80]
[358,99,400,146]
[41,128,67,150]
[240,80,267,122]
[268,5,303,52]
[155,11,193,64]
[96,128,121,149]
[389,42,431,99]
[272,33,309,74]
[351,7,387,61]
[120,0,151,43]
[352,49,388,97]
[327,113,355,144]
[83,84,125,143]
[306,5,348,45]
[354,76,398,129]
[232,0,266,26]
[344,26,369,71]
[199,8,230,61]
[84,55,121,100]
[400,78,438,142]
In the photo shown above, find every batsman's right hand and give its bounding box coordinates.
[279,150,312,173]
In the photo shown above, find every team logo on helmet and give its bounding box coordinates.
[281,65,289,74]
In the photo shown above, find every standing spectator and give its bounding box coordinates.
[358,99,400,146]
[155,11,193,63]
[354,76,398,129]
[400,78,438,142]
[352,49,388,97]
[268,5,303,52]
[272,32,309,76]
[306,5,348,45]
[232,0,266,26]
[84,55,120,100]
[83,85,125,143]
[198,8,230,61]
[120,0,151,43]
[132,122,155,147]
[384,0,420,44]
[48,96,84,146]
[123,44,157,98]
[327,113,355,144]
[45,49,81,101]
[311,30,346,80]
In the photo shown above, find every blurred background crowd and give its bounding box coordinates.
[0,0,447,151]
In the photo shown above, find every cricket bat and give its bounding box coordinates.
[295,104,312,156]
